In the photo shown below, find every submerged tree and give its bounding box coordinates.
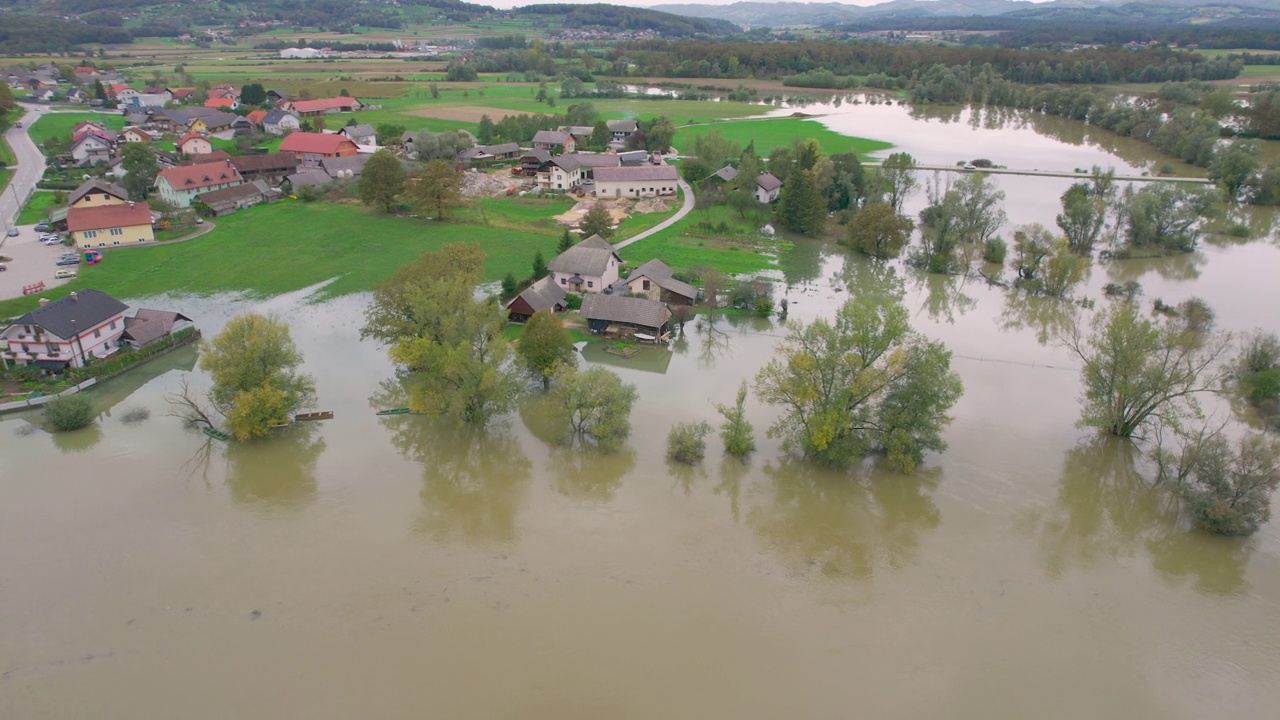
[546,365,638,452]
[667,420,713,465]
[362,244,520,425]
[879,152,919,213]
[1056,181,1109,255]
[1062,300,1230,438]
[844,202,913,259]
[517,309,575,390]
[754,295,963,472]
[1119,183,1215,253]
[1152,423,1280,536]
[717,380,756,458]
[195,313,317,440]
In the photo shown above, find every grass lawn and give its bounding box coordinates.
[16,191,61,225]
[620,205,789,277]
[675,118,892,159]
[0,135,12,198]
[0,200,563,319]
[28,112,127,148]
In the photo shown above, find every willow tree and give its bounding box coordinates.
[755,296,963,472]
[198,313,316,440]
[362,244,521,425]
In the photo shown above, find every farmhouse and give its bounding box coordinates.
[580,294,672,343]
[195,181,273,216]
[607,119,639,144]
[204,97,238,111]
[548,234,620,293]
[279,132,359,168]
[611,259,696,306]
[505,276,568,323]
[120,127,153,144]
[287,97,364,117]
[532,130,577,153]
[262,109,301,135]
[338,124,377,146]
[155,161,245,208]
[592,164,679,199]
[755,172,783,203]
[1,290,129,369]
[69,179,129,209]
[457,142,521,164]
[120,309,193,349]
[66,202,154,248]
[540,153,621,191]
[69,132,113,167]
[177,132,212,156]
[230,152,298,185]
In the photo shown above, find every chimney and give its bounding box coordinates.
[70,292,78,302]
[38,298,49,307]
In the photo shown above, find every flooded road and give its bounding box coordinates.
[4,104,1280,718]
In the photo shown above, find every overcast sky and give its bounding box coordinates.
[483,0,1050,8]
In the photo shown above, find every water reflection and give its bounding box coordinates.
[778,234,828,287]
[49,422,102,453]
[549,446,637,502]
[999,290,1079,345]
[1105,252,1205,284]
[1027,437,1249,596]
[714,456,750,523]
[911,269,978,324]
[694,315,733,369]
[748,459,941,578]
[225,424,325,508]
[831,253,906,302]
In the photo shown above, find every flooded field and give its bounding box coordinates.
[3,100,1280,718]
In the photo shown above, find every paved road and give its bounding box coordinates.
[614,177,695,250]
[0,228,77,301]
[865,162,1213,185]
[2,103,49,229]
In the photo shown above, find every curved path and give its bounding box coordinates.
[2,103,49,229]
[614,176,694,250]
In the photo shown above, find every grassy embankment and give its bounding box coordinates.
[16,191,60,224]
[675,117,893,159]
[0,134,13,199]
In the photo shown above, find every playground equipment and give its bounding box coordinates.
[22,281,46,296]
[84,250,103,265]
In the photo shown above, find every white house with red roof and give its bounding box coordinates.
[155,160,245,207]
[278,132,359,168]
[177,132,212,156]
[108,83,138,103]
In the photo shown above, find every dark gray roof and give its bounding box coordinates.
[320,154,371,177]
[506,276,566,314]
[565,125,595,137]
[581,294,671,330]
[756,172,782,192]
[481,142,520,155]
[711,165,739,182]
[607,119,639,133]
[341,124,376,140]
[617,150,648,166]
[533,130,573,145]
[569,153,620,169]
[593,165,679,183]
[13,289,128,340]
[617,259,696,300]
[199,110,242,129]
[286,169,333,188]
[69,178,128,206]
[521,148,552,164]
[196,182,265,206]
[549,234,619,277]
[262,109,297,125]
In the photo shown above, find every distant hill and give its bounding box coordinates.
[650,0,1280,26]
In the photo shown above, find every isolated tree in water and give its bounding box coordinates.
[517,310,575,390]
[358,150,407,212]
[546,366,637,452]
[755,295,963,472]
[198,313,316,440]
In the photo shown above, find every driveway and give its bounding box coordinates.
[2,103,50,228]
[614,177,694,250]
[0,225,77,301]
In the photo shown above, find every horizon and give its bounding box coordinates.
[482,0,1056,9]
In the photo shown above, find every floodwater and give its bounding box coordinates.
[4,108,1280,719]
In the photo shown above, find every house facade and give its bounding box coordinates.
[177,133,212,156]
[505,276,568,323]
[262,109,301,135]
[231,152,298,185]
[592,164,679,199]
[121,127,152,144]
[338,124,377,146]
[70,133,113,166]
[67,202,154,248]
[69,179,129,209]
[278,132,359,168]
[612,259,696,306]
[0,290,129,370]
[580,294,672,342]
[607,119,639,144]
[532,130,576,153]
[755,173,783,203]
[155,161,245,207]
[547,234,621,294]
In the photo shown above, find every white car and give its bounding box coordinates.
[54,269,78,279]
[41,237,63,245]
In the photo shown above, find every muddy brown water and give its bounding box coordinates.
[3,105,1280,718]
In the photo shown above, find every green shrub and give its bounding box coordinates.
[43,394,94,432]
[666,420,712,464]
[983,237,1007,264]
[564,292,583,310]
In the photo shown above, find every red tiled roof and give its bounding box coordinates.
[169,87,195,99]
[177,132,206,148]
[245,109,268,124]
[204,97,236,109]
[125,128,152,141]
[157,161,244,191]
[66,202,152,232]
[289,97,359,112]
[279,132,357,155]
[109,83,132,97]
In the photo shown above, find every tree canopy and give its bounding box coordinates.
[200,313,316,440]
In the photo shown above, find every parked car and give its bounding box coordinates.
[39,232,60,240]
[41,238,62,246]
[5,227,17,237]
[54,269,78,279]
[0,263,7,272]
[56,256,80,266]
[34,221,50,232]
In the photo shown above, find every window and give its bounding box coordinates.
[46,343,58,355]
[587,281,593,288]
[642,280,650,291]
[102,194,109,200]
[109,321,116,330]
[93,329,100,339]
[21,343,29,353]
[560,278,567,285]
[83,230,97,239]
[110,227,123,236]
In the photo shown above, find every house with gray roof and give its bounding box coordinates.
[755,172,783,203]
[607,119,639,143]
[320,154,372,179]
[548,234,621,294]
[1,290,130,369]
[262,109,301,135]
[581,294,672,342]
[338,123,377,146]
[505,276,568,323]
[611,259,696,306]
[532,129,576,153]
[593,164,680,199]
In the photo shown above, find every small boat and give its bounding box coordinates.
[294,411,334,422]
[375,408,412,416]
[202,427,230,442]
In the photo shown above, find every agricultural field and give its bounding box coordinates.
[675,117,892,159]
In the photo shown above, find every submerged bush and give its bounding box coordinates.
[43,394,94,432]
[667,420,712,464]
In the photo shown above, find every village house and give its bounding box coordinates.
[709,165,739,183]
[69,132,114,167]
[505,276,568,323]
[456,142,521,165]
[109,84,139,104]
[244,109,268,129]
[755,173,783,203]
[580,294,672,343]
[66,201,154,249]
[279,132,360,169]
[539,153,620,192]
[177,132,212,156]
[204,96,239,111]
[262,109,301,135]
[120,309,193,349]
[1,290,129,370]
[519,148,553,175]
[195,181,273,216]
[155,160,245,208]
[69,179,129,209]
[611,259,696,306]
[532,129,576,153]
[607,119,639,144]
[338,123,377,146]
[286,97,364,117]
[592,164,680,199]
[231,152,298,185]
[167,87,196,104]
[548,234,621,293]
[266,88,289,105]
[120,127,153,144]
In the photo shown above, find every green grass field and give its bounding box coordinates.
[0,200,563,318]
[16,191,60,225]
[29,112,127,147]
[620,205,788,276]
[674,118,893,159]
